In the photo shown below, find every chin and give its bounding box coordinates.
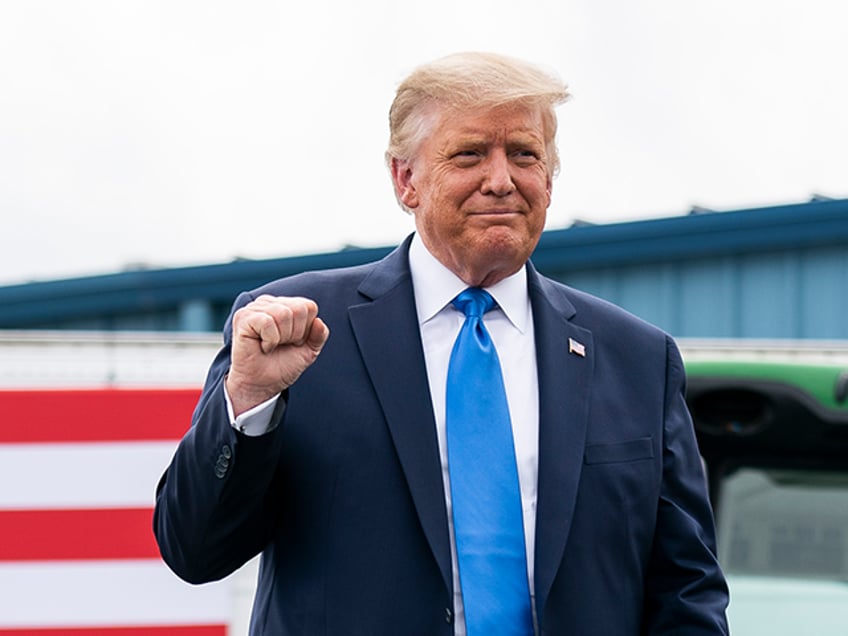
[479,227,536,259]
[465,241,532,283]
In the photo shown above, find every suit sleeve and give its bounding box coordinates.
[641,337,729,634]
[153,291,287,584]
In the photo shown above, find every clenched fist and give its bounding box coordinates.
[225,295,330,416]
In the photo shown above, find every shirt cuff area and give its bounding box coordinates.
[223,382,280,437]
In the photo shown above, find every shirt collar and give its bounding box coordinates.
[408,233,530,333]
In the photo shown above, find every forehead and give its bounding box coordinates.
[430,103,546,140]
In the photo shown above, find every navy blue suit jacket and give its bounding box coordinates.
[154,236,729,635]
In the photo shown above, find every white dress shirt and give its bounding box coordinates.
[408,234,539,635]
[227,234,540,634]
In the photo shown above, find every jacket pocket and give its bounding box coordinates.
[584,436,654,464]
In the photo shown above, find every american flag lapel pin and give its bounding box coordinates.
[568,337,586,357]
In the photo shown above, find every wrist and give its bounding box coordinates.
[225,372,282,418]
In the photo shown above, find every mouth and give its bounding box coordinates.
[469,209,522,217]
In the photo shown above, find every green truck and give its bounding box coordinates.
[686,358,848,634]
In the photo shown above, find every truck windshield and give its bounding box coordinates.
[717,467,848,634]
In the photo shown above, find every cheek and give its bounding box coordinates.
[433,168,480,200]
[420,182,464,223]
[414,202,456,243]
[525,173,552,209]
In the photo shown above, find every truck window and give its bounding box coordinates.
[685,358,848,635]
[716,467,848,634]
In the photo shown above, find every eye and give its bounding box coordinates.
[511,149,540,166]
[451,149,483,166]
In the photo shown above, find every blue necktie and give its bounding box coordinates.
[446,288,533,636]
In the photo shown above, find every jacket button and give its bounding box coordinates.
[214,451,229,478]
[221,444,232,459]
[445,607,453,624]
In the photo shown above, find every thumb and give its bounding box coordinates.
[306,318,330,354]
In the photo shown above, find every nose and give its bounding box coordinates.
[481,151,515,196]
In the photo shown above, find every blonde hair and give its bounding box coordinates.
[386,52,570,176]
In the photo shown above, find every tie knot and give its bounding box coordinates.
[452,288,495,318]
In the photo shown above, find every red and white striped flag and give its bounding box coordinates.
[0,388,234,635]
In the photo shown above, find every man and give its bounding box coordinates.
[154,52,729,635]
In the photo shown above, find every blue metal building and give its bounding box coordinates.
[1,197,846,339]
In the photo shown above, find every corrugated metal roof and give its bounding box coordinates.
[1,197,846,334]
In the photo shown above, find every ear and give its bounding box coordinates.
[390,157,419,210]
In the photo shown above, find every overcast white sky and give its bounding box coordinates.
[1,0,845,285]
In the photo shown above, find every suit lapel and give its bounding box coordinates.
[348,239,453,594]
[529,268,594,619]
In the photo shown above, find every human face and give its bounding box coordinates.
[391,103,553,287]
